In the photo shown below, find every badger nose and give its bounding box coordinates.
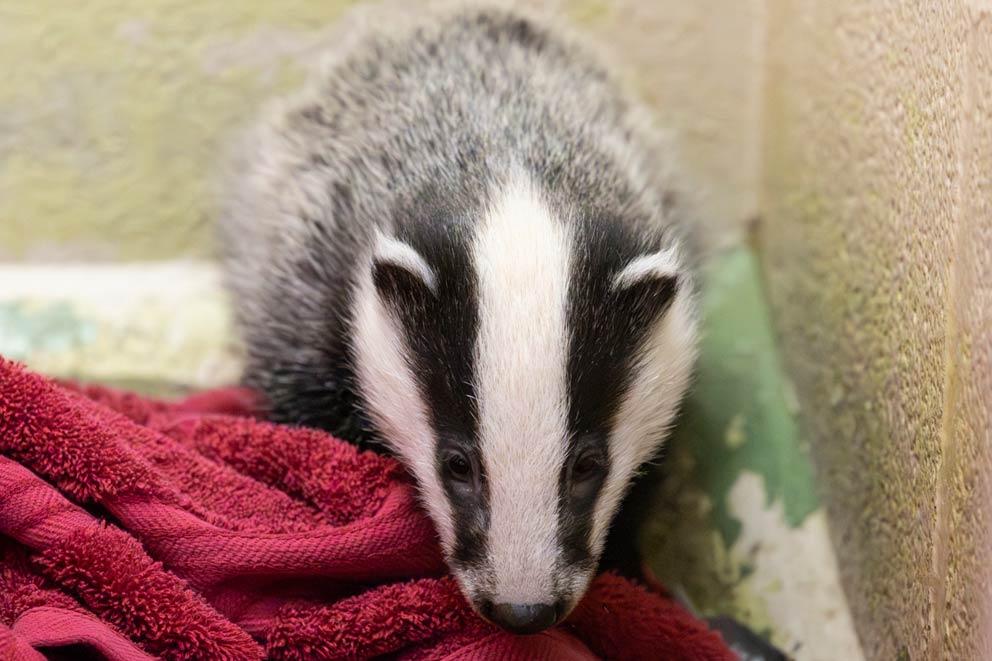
[486,601,558,634]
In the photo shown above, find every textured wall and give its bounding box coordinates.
[0,0,762,260]
[539,0,766,250]
[0,0,356,260]
[760,0,992,657]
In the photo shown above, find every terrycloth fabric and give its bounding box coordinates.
[0,358,733,660]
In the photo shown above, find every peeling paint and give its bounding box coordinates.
[727,472,864,660]
[0,263,239,389]
[678,247,818,544]
[640,246,837,654]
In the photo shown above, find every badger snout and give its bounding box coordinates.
[479,599,564,635]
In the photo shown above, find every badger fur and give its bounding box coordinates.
[218,5,699,634]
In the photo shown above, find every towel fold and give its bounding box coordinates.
[0,357,731,660]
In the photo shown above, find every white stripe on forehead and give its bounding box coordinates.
[472,176,572,604]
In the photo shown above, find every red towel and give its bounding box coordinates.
[0,357,732,660]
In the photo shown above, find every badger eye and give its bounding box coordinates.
[443,451,473,483]
[571,451,604,482]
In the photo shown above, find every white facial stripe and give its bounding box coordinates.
[373,230,439,292]
[612,246,681,290]
[473,178,572,604]
[351,263,453,546]
[590,287,698,552]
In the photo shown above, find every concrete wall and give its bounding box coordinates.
[0,0,355,260]
[0,0,763,260]
[760,0,992,657]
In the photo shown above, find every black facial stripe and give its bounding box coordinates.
[558,213,680,569]
[375,185,490,569]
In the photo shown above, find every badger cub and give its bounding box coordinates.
[219,6,698,635]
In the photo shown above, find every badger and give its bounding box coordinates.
[217,5,698,635]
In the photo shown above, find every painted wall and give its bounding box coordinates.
[0,0,355,259]
[760,0,992,657]
[0,0,763,260]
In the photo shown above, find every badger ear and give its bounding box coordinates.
[371,232,438,305]
[611,246,682,319]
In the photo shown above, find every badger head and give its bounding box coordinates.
[350,177,697,634]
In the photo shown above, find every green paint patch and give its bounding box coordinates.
[676,246,818,543]
[0,301,95,359]
[639,245,820,628]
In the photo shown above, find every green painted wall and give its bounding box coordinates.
[639,245,860,657]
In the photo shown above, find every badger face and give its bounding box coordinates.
[351,177,697,634]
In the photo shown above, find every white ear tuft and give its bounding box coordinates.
[612,246,681,290]
[372,230,438,293]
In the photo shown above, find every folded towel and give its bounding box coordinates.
[0,357,732,660]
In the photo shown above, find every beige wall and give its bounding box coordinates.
[0,0,357,260]
[760,0,992,657]
[541,0,766,249]
[0,0,762,260]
